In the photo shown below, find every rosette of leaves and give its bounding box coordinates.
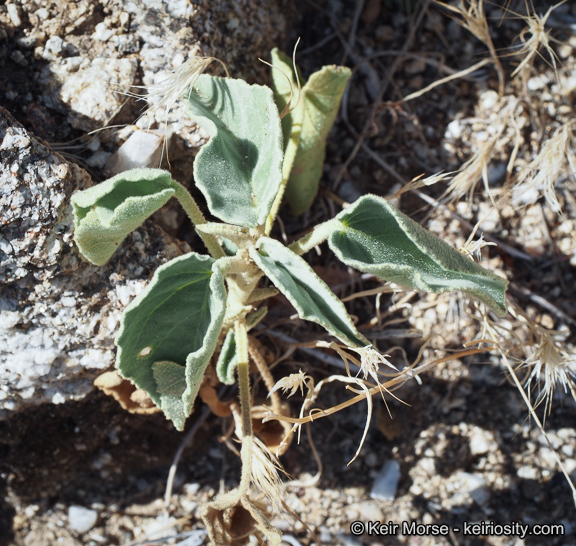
[72,70,507,431]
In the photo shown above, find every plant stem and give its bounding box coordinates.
[248,337,282,417]
[288,219,339,255]
[235,319,254,493]
[169,179,225,259]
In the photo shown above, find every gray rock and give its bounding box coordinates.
[0,107,190,417]
[370,459,401,501]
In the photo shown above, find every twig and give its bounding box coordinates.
[263,328,362,374]
[341,0,366,65]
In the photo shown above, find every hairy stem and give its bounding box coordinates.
[169,179,225,259]
[288,219,339,255]
[235,319,254,493]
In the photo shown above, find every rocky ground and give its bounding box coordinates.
[1,0,576,545]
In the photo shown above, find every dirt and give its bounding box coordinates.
[2,0,576,545]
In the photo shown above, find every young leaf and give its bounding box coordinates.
[215,306,267,385]
[216,329,237,385]
[116,252,227,430]
[328,195,508,315]
[270,48,304,183]
[249,237,368,347]
[72,168,175,265]
[271,49,351,215]
[184,74,284,228]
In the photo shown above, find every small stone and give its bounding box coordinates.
[34,8,50,20]
[370,460,401,501]
[45,35,64,56]
[52,392,66,404]
[469,427,494,456]
[10,51,28,66]
[338,180,361,203]
[93,22,114,42]
[7,4,23,27]
[451,472,489,506]
[105,130,163,174]
[68,505,98,533]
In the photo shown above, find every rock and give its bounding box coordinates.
[370,460,401,501]
[450,471,489,507]
[68,505,98,533]
[0,107,190,417]
[40,57,139,131]
[105,130,164,175]
[469,426,495,456]
[0,0,292,417]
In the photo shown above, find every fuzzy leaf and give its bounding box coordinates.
[250,238,368,347]
[270,48,304,182]
[185,74,284,227]
[72,168,175,265]
[328,195,508,315]
[116,252,226,430]
[271,49,351,215]
[216,329,237,385]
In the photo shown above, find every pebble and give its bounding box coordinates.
[370,459,401,501]
[10,51,28,66]
[105,130,164,174]
[7,3,23,27]
[68,505,98,533]
[469,427,494,456]
[34,7,50,20]
[451,472,489,506]
[44,36,65,56]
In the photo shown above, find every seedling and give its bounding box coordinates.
[72,57,507,543]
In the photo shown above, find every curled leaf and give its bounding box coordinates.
[185,74,284,227]
[116,252,227,430]
[271,49,351,215]
[72,168,175,265]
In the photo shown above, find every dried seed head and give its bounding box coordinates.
[146,56,225,123]
[269,369,312,398]
[523,330,576,416]
[250,437,287,508]
[355,346,397,384]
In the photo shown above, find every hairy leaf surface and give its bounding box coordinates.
[185,74,284,227]
[250,238,367,347]
[216,329,237,385]
[72,168,175,265]
[271,49,351,215]
[328,195,508,315]
[116,252,226,429]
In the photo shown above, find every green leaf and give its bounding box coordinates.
[185,74,284,227]
[328,195,508,315]
[271,49,351,215]
[216,329,237,385]
[116,252,227,430]
[270,48,304,181]
[72,168,175,266]
[249,237,368,347]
